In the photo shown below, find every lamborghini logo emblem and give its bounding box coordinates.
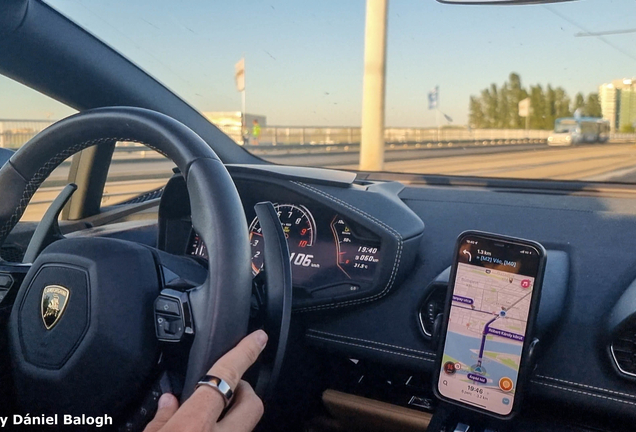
[41,285,69,330]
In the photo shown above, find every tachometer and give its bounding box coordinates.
[249,204,318,276]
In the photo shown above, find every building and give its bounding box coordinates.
[599,79,636,132]
[203,111,266,144]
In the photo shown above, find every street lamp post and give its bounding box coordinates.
[359,0,388,172]
[623,78,635,133]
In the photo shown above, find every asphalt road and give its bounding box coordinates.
[22,141,636,221]
[260,142,548,167]
[310,142,636,182]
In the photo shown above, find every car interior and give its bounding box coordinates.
[1,0,636,431]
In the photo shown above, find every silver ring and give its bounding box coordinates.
[195,375,234,407]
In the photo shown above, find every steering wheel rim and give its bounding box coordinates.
[0,107,252,412]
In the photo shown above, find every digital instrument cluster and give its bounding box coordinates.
[187,203,381,295]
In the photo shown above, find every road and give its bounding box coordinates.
[304,142,636,182]
[260,142,549,168]
[21,141,636,221]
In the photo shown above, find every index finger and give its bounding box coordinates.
[162,330,268,430]
[208,329,268,391]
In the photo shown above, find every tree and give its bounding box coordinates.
[584,93,602,117]
[554,87,571,119]
[467,73,595,129]
[469,96,485,128]
[480,87,497,128]
[486,84,499,128]
[545,85,557,129]
[498,83,511,128]
[529,85,547,129]
[572,93,585,116]
[508,73,528,128]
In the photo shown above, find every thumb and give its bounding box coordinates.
[144,393,179,432]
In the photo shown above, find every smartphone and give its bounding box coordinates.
[434,231,546,419]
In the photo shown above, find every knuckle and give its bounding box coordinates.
[249,394,265,417]
[212,364,241,388]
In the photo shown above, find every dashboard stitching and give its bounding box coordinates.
[292,183,402,243]
[531,381,636,406]
[535,375,636,400]
[307,329,435,357]
[307,334,434,363]
[291,182,403,311]
[307,335,636,404]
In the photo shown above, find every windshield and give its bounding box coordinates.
[15,1,636,183]
[555,120,577,134]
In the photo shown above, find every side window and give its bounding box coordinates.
[0,75,76,222]
[0,76,175,219]
[101,142,176,208]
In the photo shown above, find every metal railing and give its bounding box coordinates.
[4,119,635,150]
[212,124,628,147]
[0,119,55,148]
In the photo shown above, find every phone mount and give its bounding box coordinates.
[427,312,541,431]
[420,249,570,430]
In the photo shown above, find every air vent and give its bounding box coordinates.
[418,284,447,338]
[610,322,636,377]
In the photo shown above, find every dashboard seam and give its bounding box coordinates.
[291,182,403,312]
[307,329,435,357]
[306,334,434,362]
[530,380,636,406]
[534,375,636,400]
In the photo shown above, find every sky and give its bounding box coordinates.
[2,0,636,127]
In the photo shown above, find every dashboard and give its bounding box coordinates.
[149,164,636,430]
[188,204,381,299]
[158,168,424,310]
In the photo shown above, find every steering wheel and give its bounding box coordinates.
[0,107,254,422]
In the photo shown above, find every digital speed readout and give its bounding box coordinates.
[187,203,382,291]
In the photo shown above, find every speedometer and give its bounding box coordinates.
[249,204,318,276]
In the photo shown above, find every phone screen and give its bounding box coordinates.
[437,234,542,416]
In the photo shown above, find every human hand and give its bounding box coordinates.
[144,329,268,432]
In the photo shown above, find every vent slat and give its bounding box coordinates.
[611,324,636,377]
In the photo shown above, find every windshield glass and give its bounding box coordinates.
[555,120,577,134]
[25,1,636,182]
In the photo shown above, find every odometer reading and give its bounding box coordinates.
[330,216,380,279]
[249,204,318,276]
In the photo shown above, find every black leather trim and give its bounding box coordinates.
[306,329,435,359]
[306,330,636,410]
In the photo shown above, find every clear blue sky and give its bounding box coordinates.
[2,0,636,127]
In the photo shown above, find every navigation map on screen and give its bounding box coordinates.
[437,241,536,416]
